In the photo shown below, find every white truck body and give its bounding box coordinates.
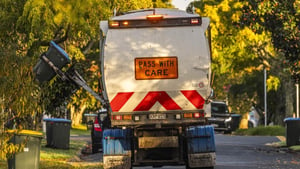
[99,8,215,169]
[100,9,212,126]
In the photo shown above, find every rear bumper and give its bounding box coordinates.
[112,119,207,127]
[111,110,207,127]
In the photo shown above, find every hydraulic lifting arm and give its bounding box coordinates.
[34,41,108,108]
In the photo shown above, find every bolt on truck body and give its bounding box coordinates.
[100,8,215,169]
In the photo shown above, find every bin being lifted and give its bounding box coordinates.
[33,41,107,107]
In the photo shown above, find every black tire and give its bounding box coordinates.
[186,164,191,169]
[92,142,100,153]
[186,165,214,169]
[91,135,101,153]
[224,130,232,134]
[248,121,254,128]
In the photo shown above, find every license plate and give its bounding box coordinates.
[149,114,166,120]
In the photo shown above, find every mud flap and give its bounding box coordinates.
[188,152,216,168]
[103,155,131,169]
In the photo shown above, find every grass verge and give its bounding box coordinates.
[40,139,86,161]
[0,139,101,169]
[234,125,300,151]
[290,145,300,151]
[71,124,90,136]
[0,125,101,169]
[234,125,285,136]
[40,161,102,169]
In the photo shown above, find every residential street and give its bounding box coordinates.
[76,134,300,169]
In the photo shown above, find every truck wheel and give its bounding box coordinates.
[224,130,232,134]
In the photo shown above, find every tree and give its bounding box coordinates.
[190,0,298,124]
[0,0,173,159]
[240,0,300,82]
[240,0,300,120]
[190,0,275,115]
[0,0,42,159]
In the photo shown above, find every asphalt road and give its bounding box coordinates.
[213,134,300,169]
[80,134,300,169]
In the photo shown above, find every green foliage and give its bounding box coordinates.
[0,0,172,160]
[267,75,280,91]
[192,0,275,115]
[0,133,25,160]
[190,0,295,125]
[0,0,42,160]
[240,0,300,82]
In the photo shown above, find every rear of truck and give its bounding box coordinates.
[100,8,215,169]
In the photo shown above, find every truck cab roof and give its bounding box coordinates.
[112,8,200,21]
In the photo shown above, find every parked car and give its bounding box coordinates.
[248,106,261,128]
[88,108,108,153]
[207,101,241,134]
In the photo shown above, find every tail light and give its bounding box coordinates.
[184,112,205,118]
[123,115,132,120]
[194,112,205,118]
[110,21,120,27]
[112,115,123,120]
[147,14,164,21]
[191,18,200,24]
[122,21,129,26]
[184,113,193,118]
[94,117,102,132]
[112,115,132,120]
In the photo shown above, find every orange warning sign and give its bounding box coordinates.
[135,57,178,80]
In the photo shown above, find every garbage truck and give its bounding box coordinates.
[33,8,216,169]
[99,9,215,169]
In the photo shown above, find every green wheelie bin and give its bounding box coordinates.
[7,130,43,169]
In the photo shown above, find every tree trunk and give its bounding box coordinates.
[285,79,294,118]
[70,104,87,126]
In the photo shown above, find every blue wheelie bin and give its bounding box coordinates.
[43,118,71,149]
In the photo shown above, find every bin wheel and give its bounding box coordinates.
[248,121,254,128]
[224,130,232,134]
[186,166,214,169]
[92,144,101,153]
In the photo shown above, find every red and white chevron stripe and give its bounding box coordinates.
[110,90,205,112]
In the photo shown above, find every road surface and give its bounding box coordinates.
[79,134,300,169]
